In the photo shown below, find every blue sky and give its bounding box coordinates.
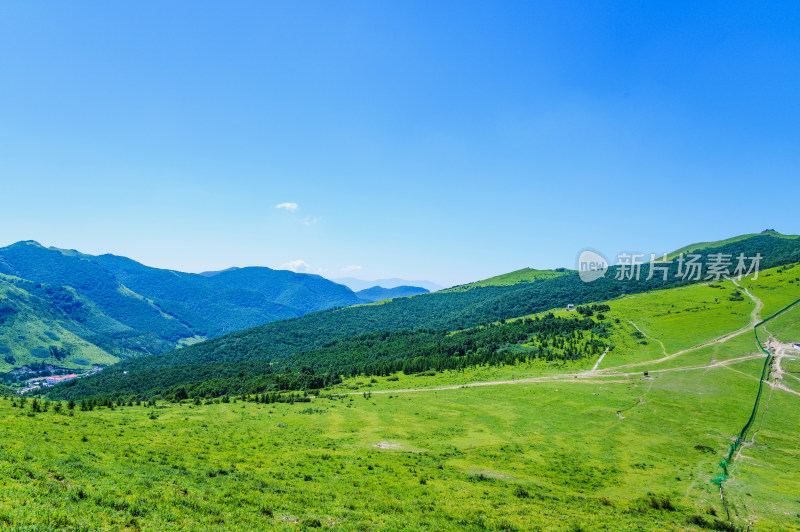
[1,2,798,286]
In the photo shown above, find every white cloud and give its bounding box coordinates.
[342,265,362,272]
[276,202,298,212]
[302,217,319,226]
[281,259,311,273]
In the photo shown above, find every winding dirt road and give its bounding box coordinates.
[351,279,799,398]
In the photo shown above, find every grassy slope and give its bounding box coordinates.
[0,371,758,531]
[766,302,800,343]
[738,261,800,317]
[447,267,568,290]
[3,265,799,529]
[0,278,119,373]
[0,363,792,531]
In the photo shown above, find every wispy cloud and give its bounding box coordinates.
[281,259,311,273]
[276,202,298,212]
[342,265,362,272]
[302,217,319,226]
[281,259,327,275]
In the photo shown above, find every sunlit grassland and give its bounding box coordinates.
[728,384,800,530]
[2,355,795,531]
[332,358,593,393]
[448,268,568,291]
[780,359,800,395]
[764,303,800,344]
[637,334,763,373]
[739,262,800,317]
[607,280,753,354]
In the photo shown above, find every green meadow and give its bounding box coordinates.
[739,262,800,317]
[1,353,796,531]
[2,265,799,531]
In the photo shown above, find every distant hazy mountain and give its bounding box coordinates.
[355,285,429,302]
[334,277,444,292]
[0,241,363,373]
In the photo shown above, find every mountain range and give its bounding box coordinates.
[48,231,800,400]
[333,277,443,292]
[3,231,799,392]
[0,241,369,372]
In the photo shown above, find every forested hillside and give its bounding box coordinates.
[51,232,800,400]
[52,306,613,400]
[0,241,363,375]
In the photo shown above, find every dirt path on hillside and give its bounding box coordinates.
[628,321,668,357]
[344,353,766,395]
[353,281,782,397]
[601,280,764,373]
[343,279,800,396]
[590,347,610,372]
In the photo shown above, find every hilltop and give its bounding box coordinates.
[667,229,798,259]
[446,267,568,290]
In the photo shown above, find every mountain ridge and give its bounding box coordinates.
[333,277,443,292]
[355,285,429,302]
[0,241,364,375]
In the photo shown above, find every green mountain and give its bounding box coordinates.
[51,232,800,400]
[355,285,429,302]
[0,272,155,375]
[0,241,363,376]
[666,229,798,259]
[448,267,569,290]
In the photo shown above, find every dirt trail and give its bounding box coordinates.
[350,281,799,397]
[602,279,763,372]
[628,321,667,357]
[590,347,610,372]
[345,353,765,395]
